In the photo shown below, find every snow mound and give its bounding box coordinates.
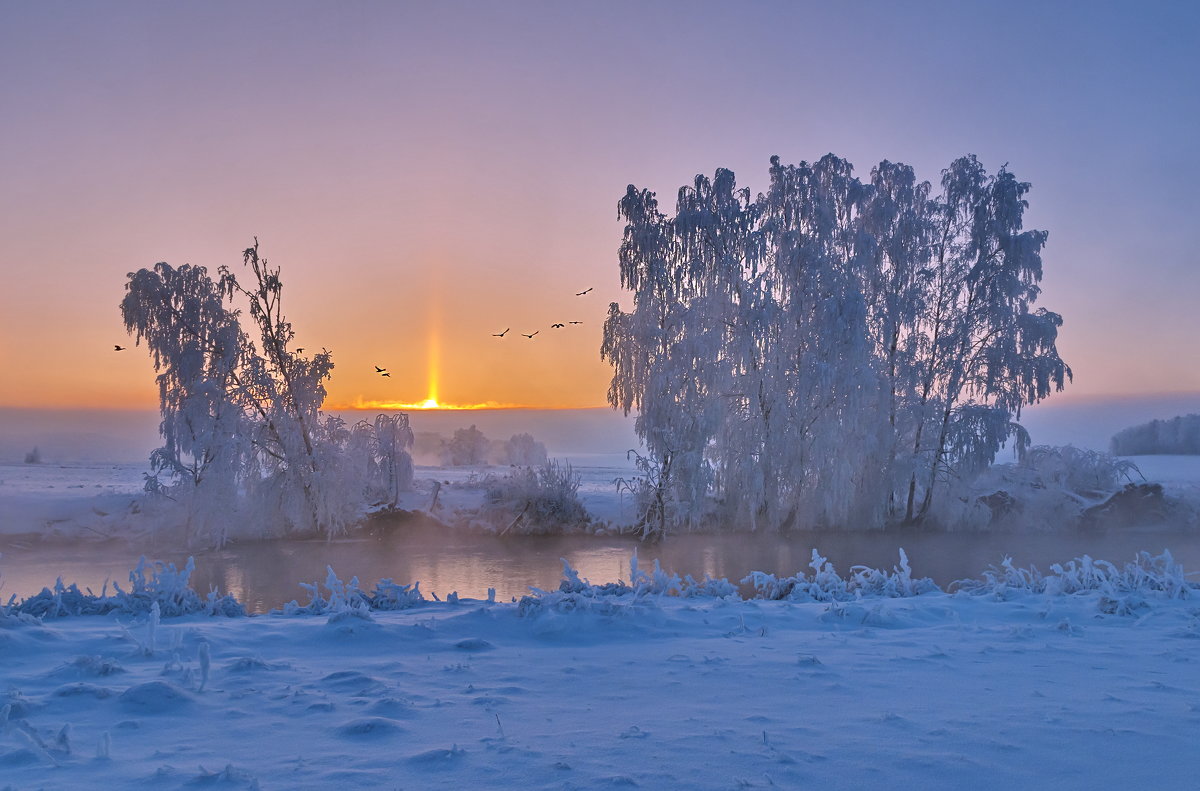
[118,680,193,711]
[335,717,406,738]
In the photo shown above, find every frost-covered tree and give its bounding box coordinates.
[122,241,413,544]
[603,154,1070,534]
[498,433,548,466]
[448,425,490,466]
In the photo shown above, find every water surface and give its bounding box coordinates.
[3,521,1198,614]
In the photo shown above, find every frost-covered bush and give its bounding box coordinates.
[934,445,1141,530]
[121,241,414,544]
[742,549,936,602]
[484,460,589,533]
[342,414,415,509]
[954,551,1196,608]
[1021,445,1138,494]
[517,555,737,617]
[615,449,708,539]
[4,557,244,618]
[276,567,425,616]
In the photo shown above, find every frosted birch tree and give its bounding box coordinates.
[603,154,1070,534]
[122,241,414,544]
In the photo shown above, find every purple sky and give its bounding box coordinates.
[1,1,1197,409]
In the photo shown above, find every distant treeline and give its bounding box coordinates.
[1111,414,1200,455]
[412,426,548,467]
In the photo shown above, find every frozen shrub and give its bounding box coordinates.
[931,445,1141,530]
[4,557,244,618]
[954,550,1196,608]
[743,549,936,602]
[275,567,425,615]
[1021,445,1138,494]
[484,460,589,533]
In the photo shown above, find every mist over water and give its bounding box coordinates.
[4,521,1200,614]
[3,398,1200,613]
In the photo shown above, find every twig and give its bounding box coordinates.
[499,502,530,537]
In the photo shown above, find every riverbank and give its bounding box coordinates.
[2,558,1199,790]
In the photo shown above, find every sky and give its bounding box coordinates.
[1,0,1198,412]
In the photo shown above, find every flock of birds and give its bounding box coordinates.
[115,288,598,384]
[491,286,592,340]
[369,286,596,378]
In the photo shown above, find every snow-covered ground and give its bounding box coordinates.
[3,456,1200,787]
[0,462,147,539]
[2,555,1199,790]
[0,455,639,539]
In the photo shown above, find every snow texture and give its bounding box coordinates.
[1,550,1199,789]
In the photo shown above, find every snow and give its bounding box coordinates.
[1,554,1199,789]
[3,454,1200,786]
[0,462,146,538]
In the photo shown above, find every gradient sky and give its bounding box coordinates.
[2,1,1198,411]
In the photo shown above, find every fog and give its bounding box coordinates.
[0,406,641,465]
[3,396,1197,465]
[1017,393,1200,452]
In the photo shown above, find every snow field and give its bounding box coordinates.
[2,560,1200,790]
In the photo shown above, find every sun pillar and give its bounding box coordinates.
[423,293,440,409]
[425,328,440,408]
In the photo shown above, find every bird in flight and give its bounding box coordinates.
[569,321,583,325]
[492,328,510,337]
[575,287,593,296]
[295,347,305,353]
[374,366,387,373]
[114,345,126,351]
[551,323,565,329]
[521,331,539,339]
[381,372,391,377]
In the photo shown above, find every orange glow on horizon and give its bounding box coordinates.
[333,396,539,411]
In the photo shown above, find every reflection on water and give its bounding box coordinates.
[3,519,1200,614]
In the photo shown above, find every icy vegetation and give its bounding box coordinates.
[946,444,1146,530]
[4,557,244,619]
[2,552,1199,788]
[9,550,1193,621]
[121,241,415,545]
[603,154,1071,536]
[275,568,426,616]
[482,460,590,534]
[1111,413,1200,455]
[954,549,1194,601]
